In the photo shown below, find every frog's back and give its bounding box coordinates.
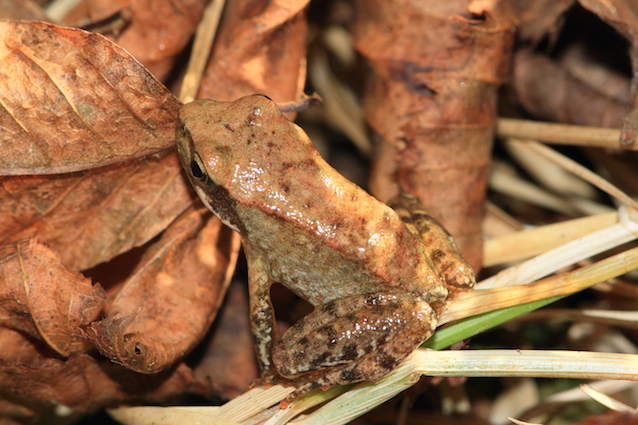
[233,128,441,305]
[189,96,443,305]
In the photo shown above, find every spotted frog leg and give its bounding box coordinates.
[267,196,475,405]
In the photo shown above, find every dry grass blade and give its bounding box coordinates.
[489,162,611,216]
[443,244,638,323]
[505,139,596,198]
[580,384,636,412]
[409,349,638,381]
[483,201,524,238]
[545,381,637,404]
[107,406,235,425]
[484,211,617,266]
[581,309,638,322]
[508,139,638,211]
[509,418,542,425]
[308,46,371,155]
[479,207,638,290]
[215,386,295,423]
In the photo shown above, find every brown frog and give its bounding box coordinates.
[176,95,475,403]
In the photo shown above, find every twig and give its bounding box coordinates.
[45,0,85,22]
[496,118,633,150]
[179,0,225,103]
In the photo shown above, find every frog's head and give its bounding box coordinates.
[176,95,294,232]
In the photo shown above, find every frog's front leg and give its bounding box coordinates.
[245,247,279,376]
[271,290,436,394]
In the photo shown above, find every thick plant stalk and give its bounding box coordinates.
[352,0,516,270]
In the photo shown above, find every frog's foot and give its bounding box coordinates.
[276,329,430,408]
[249,373,284,389]
[278,380,323,408]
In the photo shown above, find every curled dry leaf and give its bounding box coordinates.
[197,0,309,102]
[0,326,54,368]
[69,0,210,80]
[0,328,199,417]
[0,239,106,356]
[83,206,240,373]
[513,50,630,128]
[577,0,638,144]
[0,153,194,271]
[0,19,181,176]
[515,0,574,43]
[352,0,516,270]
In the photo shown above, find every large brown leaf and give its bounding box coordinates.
[513,49,630,128]
[198,0,309,102]
[0,0,50,21]
[0,153,193,271]
[66,0,210,80]
[0,240,106,356]
[353,0,516,270]
[83,206,240,373]
[0,19,181,175]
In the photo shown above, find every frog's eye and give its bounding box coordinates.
[190,154,207,181]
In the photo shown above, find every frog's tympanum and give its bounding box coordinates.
[176,95,476,403]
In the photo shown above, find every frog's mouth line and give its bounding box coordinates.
[193,184,244,234]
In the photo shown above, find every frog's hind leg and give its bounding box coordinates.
[271,291,437,406]
[278,311,434,407]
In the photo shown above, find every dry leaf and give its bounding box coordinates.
[0,153,194,271]
[513,50,630,128]
[560,44,632,105]
[69,0,210,80]
[0,239,106,356]
[515,0,574,43]
[197,0,309,102]
[577,0,638,144]
[0,20,181,176]
[193,280,258,399]
[83,206,240,373]
[0,327,200,416]
[0,0,50,21]
[352,0,516,270]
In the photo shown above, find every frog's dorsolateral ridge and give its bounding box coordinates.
[176,95,476,405]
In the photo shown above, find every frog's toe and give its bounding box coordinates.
[250,374,284,389]
[278,381,323,408]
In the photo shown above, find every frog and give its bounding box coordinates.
[175,94,476,403]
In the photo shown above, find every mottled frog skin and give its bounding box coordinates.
[176,95,475,402]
